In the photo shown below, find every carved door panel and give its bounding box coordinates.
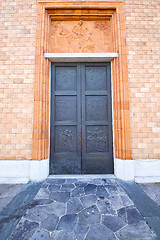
[50,63,113,174]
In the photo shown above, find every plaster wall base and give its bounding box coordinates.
[0,158,160,183]
[114,158,160,183]
[0,159,49,183]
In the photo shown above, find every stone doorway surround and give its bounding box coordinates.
[31,1,132,182]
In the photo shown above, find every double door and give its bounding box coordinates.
[50,63,113,174]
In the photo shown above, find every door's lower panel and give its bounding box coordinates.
[50,156,81,175]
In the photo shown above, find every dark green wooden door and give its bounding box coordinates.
[50,63,113,174]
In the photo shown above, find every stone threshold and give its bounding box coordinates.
[48,174,116,179]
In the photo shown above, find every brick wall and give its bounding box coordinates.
[124,0,160,159]
[0,0,37,160]
[0,0,159,161]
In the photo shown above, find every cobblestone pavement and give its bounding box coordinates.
[0,184,24,213]
[8,178,157,240]
[139,183,160,206]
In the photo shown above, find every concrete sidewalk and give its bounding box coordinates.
[0,178,160,240]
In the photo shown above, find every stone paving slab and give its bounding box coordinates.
[118,180,160,218]
[7,178,157,240]
[119,180,160,239]
[0,182,42,240]
[139,183,160,206]
[0,184,24,213]
[145,216,160,239]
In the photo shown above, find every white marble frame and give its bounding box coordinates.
[44,53,119,62]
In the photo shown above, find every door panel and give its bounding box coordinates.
[86,126,109,153]
[55,96,77,121]
[85,66,107,91]
[50,63,113,174]
[55,66,77,91]
[54,126,77,153]
[86,96,108,121]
